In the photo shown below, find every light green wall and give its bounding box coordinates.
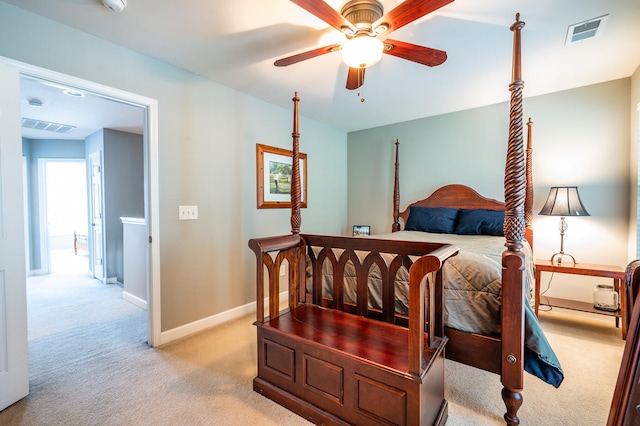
[347,102,509,235]
[0,2,347,331]
[630,64,640,259]
[525,79,630,270]
[348,79,632,303]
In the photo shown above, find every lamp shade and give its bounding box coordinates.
[538,186,590,217]
[342,35,384,69]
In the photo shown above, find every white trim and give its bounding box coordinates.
[1,56,162,347]
[22,157,29,274]
[37,159,50,274]
[37,158,86,275]
[120,217,145,225]
[122,290,148,310]
[157,291,289,346]
[146,92,161,347]
[88,151,105,282]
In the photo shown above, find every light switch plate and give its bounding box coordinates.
[179,205,198,220]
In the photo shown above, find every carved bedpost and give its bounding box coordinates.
[525,118,534,248]
[501,13,526,426]
[392,139,401,232]
[291,92,301,235]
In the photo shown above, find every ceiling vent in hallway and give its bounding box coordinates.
[22,118,76,134]
[566,15,608,45]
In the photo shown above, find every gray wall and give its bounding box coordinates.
[1,2,348,332]
[86,128,144,283]
[22,137,85,271]
[347,78,634,303]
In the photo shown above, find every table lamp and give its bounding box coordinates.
[538,186,590,264]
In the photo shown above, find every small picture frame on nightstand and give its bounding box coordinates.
[353,225,370,236]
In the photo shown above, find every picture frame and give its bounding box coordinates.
[353,225,370,236]
[256,143,307,209]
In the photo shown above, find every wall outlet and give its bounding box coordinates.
[280,265,286,276]
[179,205,198,220]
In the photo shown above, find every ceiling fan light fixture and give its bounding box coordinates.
[342,35,383,69]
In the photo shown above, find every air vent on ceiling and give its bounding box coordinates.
[565,15,608,45]
[22,118,76,134]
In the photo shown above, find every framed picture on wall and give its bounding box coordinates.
[256,144,307,209]
[353,225,370,236]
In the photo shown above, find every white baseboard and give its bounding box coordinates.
[122,291,148,310]
[157,290,289,346]
[105,276,118,284]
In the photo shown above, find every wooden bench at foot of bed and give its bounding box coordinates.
[249,234,458,426]
[256,305,447,426]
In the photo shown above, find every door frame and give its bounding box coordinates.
[37,158,89,276]
[2,56,162,347]
[36,158,51,274]
[23,156,30,274]
[88,152,105,281]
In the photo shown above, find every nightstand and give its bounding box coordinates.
[534,259,627,339]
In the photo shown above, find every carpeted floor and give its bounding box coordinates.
[0,250,625,425]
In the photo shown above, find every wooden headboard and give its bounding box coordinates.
[391,117,535,249]
[396,184,506,228]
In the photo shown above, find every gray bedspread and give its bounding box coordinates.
[310,231,564,387]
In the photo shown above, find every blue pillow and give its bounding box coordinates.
[405,207,459,234]
[454,208,505,236]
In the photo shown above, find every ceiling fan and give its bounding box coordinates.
[275,0,454,90]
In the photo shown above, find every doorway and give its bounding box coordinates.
[0,55,161,411]
[12,60,161,346]
[39,159,89,275]
[23,78,148,329]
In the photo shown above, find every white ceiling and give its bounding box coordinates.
[20,76,143,140]
[6,0,640,136]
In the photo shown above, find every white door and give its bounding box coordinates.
[89,152,104,281]
[0,62,29,410]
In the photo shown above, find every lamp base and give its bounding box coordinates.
[550,252,577,265]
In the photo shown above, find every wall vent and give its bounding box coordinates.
[22,118,76,134]
[566,15,608,45]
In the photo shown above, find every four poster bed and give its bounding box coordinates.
[249,14,562,425]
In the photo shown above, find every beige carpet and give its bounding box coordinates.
[0,251,625,425]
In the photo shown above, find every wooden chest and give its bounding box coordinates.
[254,305,448,426]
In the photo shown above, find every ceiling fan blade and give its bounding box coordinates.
[383,39,447,67]
[274,43,341,66]
[290,0,356,33]
[346,67,365,90]
[374,0,454,37]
